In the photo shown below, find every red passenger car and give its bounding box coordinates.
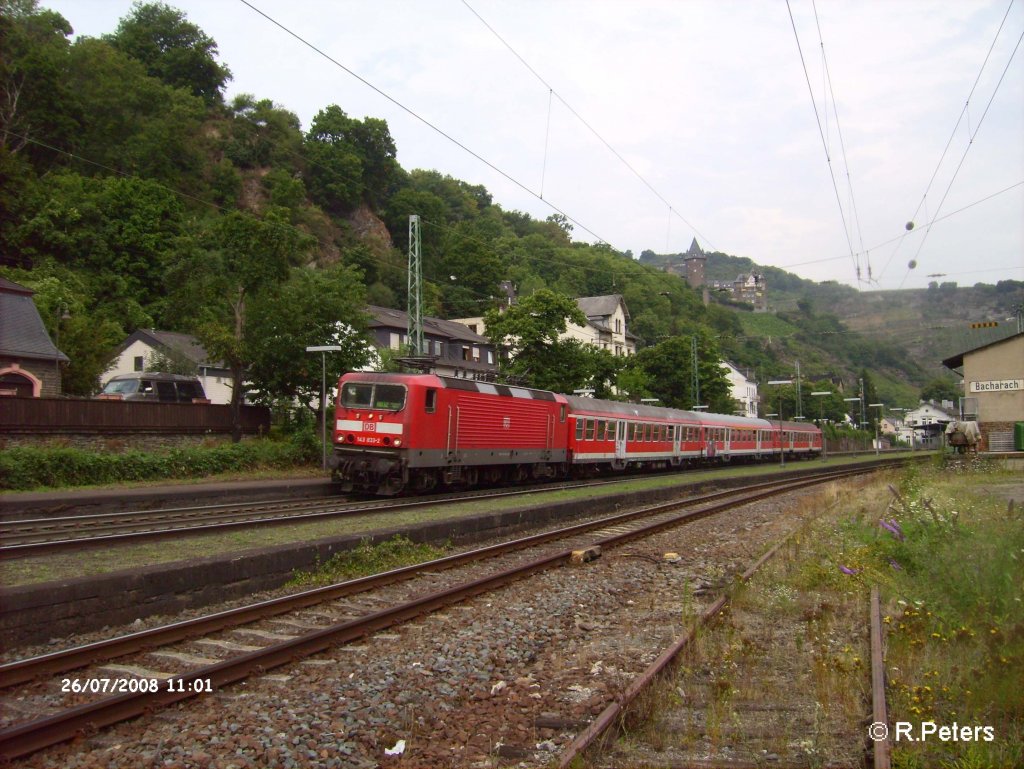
[332,372,569,494]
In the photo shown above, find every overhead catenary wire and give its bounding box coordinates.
[237,0,613,249]
[459,0,716,252]
[785,0,860,283]
[877,0,1018,283]
[896,22,1024,289]
[812,0,870,282]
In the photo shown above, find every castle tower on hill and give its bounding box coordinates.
[682,238,706,289]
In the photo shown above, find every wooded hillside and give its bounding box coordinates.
[5,1,1006,417]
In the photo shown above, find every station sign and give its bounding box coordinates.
[969,379,1022,393]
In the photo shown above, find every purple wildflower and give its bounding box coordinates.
[839,565,861,576]
[880,518,905,541]
[889,559,903,570]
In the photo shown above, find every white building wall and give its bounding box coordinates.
[721,362,758,418]
[104,341,234,405]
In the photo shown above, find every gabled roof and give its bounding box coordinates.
[942,331,1023,370]
[0,278,70,363]
[366,306,492,345]
[576,294,630,321]
[116,329,222,368]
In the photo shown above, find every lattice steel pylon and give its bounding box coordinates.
[407,214,423,356]
[691,336,700,407]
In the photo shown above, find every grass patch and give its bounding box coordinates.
[794,459,1024,768]
[287,535,449,587]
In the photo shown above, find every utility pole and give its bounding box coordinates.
[407,214,423,356]
[795,360,803,420]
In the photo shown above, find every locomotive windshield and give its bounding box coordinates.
[341,382,407,411]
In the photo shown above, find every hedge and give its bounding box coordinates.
[0,438,317,491]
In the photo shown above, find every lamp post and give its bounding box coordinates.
[766,379,793,466]
[869,403,884,455]
[306,345,343,470]
[811,391,830,460]
[843,396,862,451]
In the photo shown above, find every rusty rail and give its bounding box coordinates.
[870,585,891,769]
[557,538,790,767]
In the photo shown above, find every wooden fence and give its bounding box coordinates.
[0,398,270,436]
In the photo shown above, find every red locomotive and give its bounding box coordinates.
[331,372,822,495]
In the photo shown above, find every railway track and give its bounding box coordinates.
[0,476,647,557]
[1,457,915,558]
[0,463,891,764]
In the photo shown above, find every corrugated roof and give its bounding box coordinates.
[0,280,70,362]
[941,330,1023,370]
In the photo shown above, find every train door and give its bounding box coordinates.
[446,405,460,459]
[615,420,627,460]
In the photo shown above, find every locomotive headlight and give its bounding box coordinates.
[394,439,402,447]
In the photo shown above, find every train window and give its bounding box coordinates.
[609,422,617,440]
[560,405,567,422]
[627,422,636,441]
[425,388,437,413]
[341,383,407,411]
[644,424,651,442]
[576,419,584,440]
[585,419,595,440]
[596,421,606,441]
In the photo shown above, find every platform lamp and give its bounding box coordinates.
[306,345,343,470]
[869,403,885,456]
[811,391,831,460]
[766,380,793,466]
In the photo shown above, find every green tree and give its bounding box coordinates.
[13,172,188,321]
[106,1,231,105]
[920,376,960,404]
[225,94,304,169]
[632,334,732,411]
[483,289,588,389]
[303,105,400,213]
[0,0,78,162]
[245,265,372,409]
[65,37,207,184]
[178,209,313,439]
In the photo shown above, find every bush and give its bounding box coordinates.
[0,440,316,491]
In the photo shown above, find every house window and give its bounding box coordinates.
[615,318,622,334]
[487,350,494,364]
[134,356,144,372]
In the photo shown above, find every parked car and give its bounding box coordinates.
[99,373,209,403]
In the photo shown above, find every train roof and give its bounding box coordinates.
[562,395,775,429]
[340,371,563,402]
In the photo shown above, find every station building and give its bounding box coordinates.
[942,331,1023,452]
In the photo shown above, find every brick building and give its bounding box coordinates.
[0,278,69,397]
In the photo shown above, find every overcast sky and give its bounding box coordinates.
[44,0,1024,291]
